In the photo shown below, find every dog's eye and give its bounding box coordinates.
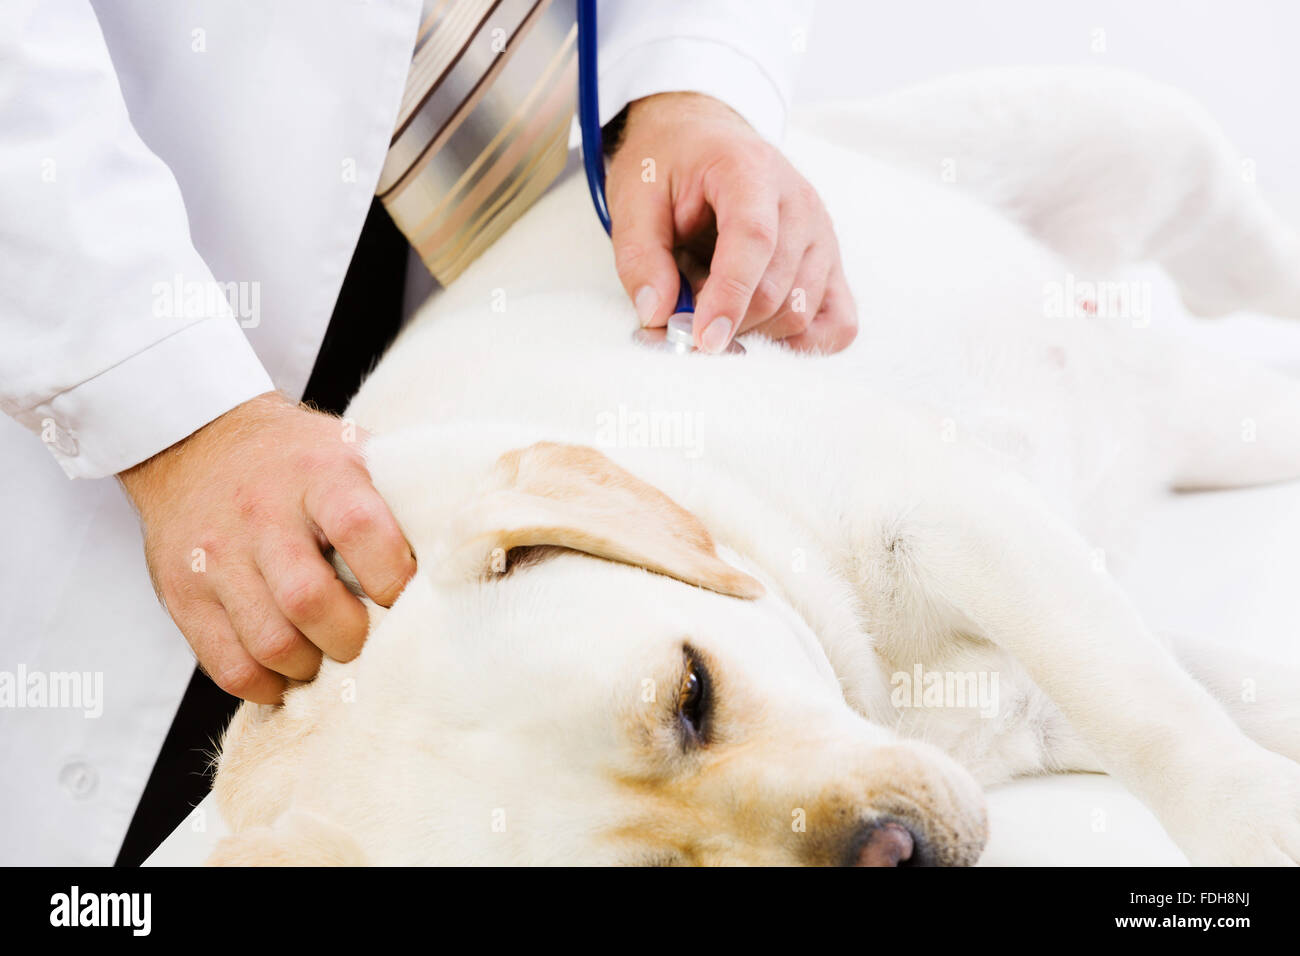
[677,651,711,746]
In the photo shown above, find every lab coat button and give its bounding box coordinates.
[59,760,98,798]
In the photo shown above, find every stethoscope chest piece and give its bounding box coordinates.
[580,0,742,358]
[631,313,747,355]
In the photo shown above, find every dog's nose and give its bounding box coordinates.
[852,821,919,866]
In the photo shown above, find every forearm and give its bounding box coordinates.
[0,0,274,478]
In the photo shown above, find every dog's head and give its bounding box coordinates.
[210,431,987,866]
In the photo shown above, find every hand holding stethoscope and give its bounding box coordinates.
[576,0,857,356]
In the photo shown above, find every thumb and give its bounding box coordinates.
[610,180,681,329]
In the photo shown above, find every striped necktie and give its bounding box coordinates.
[377,0,578,285]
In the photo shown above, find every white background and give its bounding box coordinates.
[798,0,1300,217]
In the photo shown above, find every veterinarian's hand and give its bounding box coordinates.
[119,392,415,704]
[607,92,857,354]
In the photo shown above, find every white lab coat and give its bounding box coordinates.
[0,0,809,863]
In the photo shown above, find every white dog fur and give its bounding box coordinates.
[210,68,1300,866]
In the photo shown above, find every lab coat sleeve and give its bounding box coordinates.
[595,0,813,144]
[0,0,276,480]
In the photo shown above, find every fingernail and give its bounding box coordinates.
[634,286,660,326]
[701,316,733,353]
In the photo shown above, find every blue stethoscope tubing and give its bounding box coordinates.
[576,0,695,316]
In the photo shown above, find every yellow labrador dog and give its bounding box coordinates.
[210,69,1300,866]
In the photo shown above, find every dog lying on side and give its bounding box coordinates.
[209,68,1300,866]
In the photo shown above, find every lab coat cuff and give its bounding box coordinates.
[598,37,789,145]
[30,317,276,479]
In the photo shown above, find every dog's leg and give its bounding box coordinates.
[1165,634,1300,764]
[802,67,1300,318]
[855,467,1300,864]
[1140,338,1300,490]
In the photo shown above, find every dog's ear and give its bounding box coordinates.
[439,442,764,599]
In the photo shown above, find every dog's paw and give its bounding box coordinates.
[1162,749,1300,866]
